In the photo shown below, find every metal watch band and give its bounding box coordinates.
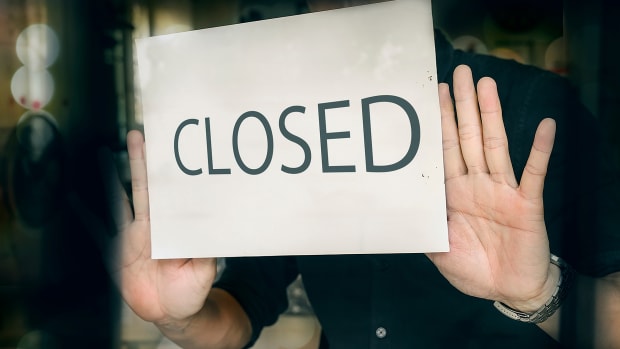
[493,254,575,324]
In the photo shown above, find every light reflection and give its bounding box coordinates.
[12,24,59,112]
[15,24,60,70]
[10,67,55,111]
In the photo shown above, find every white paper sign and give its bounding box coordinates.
[136,0,448,258]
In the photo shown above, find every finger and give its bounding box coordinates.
[519,118,556,199]
[477,77,518,187]
[453,65,488,174]
[439,83,466,179]
[127,130,150,222]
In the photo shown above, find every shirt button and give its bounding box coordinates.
[375,327,387,339]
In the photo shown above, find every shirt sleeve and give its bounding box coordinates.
[213,256,299,347]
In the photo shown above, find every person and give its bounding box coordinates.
[114,1,620,348]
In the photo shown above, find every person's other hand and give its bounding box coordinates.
[116,130,217,330]
[427,65,560,312]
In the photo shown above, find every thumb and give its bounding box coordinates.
[519,118,556,199]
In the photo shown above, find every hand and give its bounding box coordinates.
[427,65,560,312]
[115,130,217,329]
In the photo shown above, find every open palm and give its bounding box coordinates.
[427,65,558,311]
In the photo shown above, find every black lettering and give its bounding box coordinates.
[204,117,232,175]
[174,118,203,176]
[361,95,420,172]
[279,106,311,174]
[232,111,274,175]
[318,100,355,173]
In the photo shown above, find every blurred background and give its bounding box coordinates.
[0,0,619,348]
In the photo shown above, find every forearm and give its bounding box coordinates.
[158,288,253,349]
[537,272,620,348]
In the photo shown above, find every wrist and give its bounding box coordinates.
[505,263,562,313]
[493,254,574,324]
[155,314,195,335]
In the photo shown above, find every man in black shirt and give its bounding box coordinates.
[116,1,620,348]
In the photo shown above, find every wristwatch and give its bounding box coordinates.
[493,254,574,324]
